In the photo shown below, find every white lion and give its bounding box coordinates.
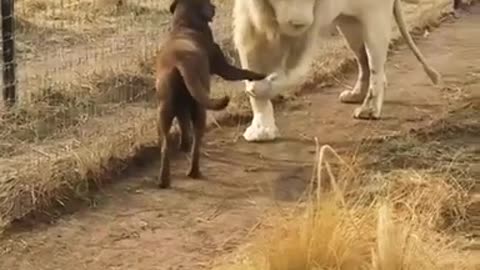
[232,0,442,142]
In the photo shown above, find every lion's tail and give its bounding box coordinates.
[393,0,442,85]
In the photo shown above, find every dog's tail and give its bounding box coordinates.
[393,0,441,85]
[177,60,230,111]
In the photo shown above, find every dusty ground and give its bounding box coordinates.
[0,4,479,270]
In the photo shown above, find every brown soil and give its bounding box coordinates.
[1,5,479,270]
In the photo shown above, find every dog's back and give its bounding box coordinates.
[155,0,269,189]
[155,29,229,111]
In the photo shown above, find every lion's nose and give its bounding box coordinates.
[288,20,308,29]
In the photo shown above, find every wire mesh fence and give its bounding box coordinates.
[12,0,174,97]
[0,0,192,156]
[0,0,243,162]
[1,0,16,107]
[0,0,248,226]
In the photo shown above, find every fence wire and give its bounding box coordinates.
[0,0,199,157]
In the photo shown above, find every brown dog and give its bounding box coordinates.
[155,0,268,188]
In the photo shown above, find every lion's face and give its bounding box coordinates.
[268,0,316,36]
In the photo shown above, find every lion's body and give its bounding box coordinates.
[232,0,441,142]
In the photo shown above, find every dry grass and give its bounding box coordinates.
[0,69,155,157]
[14,0,172,61]
[0,0,456,230]
[212,144,476,270]
[17,0,169,27]
[213,103,480,270]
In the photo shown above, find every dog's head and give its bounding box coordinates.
[169,0,216,22]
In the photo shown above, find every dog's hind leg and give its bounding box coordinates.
[177,109,192,153]
[157,103,174,188]
[187,105,206,179]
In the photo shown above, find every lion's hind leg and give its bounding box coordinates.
[337,17,370,104]
[353,11,392,120]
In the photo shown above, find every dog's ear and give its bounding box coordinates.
[169,0,178,14]
[201,1,215,21]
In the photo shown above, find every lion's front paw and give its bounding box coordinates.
[245,72,278,99]
[266,72,279,82]
[339,90,366,104]
[353,105,381,120]
[243,122,280,142]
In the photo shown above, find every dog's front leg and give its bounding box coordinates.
[211,43,266,81]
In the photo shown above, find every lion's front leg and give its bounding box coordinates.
[239,51,280,142]
[233,18,282,142]
[243,95,280,142]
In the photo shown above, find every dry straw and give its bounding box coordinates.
[214,141,476,270]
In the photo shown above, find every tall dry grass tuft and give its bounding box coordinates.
[372,201,473,270]
[214,143,476,270]
[375,170,469,230]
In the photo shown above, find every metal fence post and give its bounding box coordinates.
[1,0,16,107]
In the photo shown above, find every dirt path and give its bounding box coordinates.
[1,6,479,270]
